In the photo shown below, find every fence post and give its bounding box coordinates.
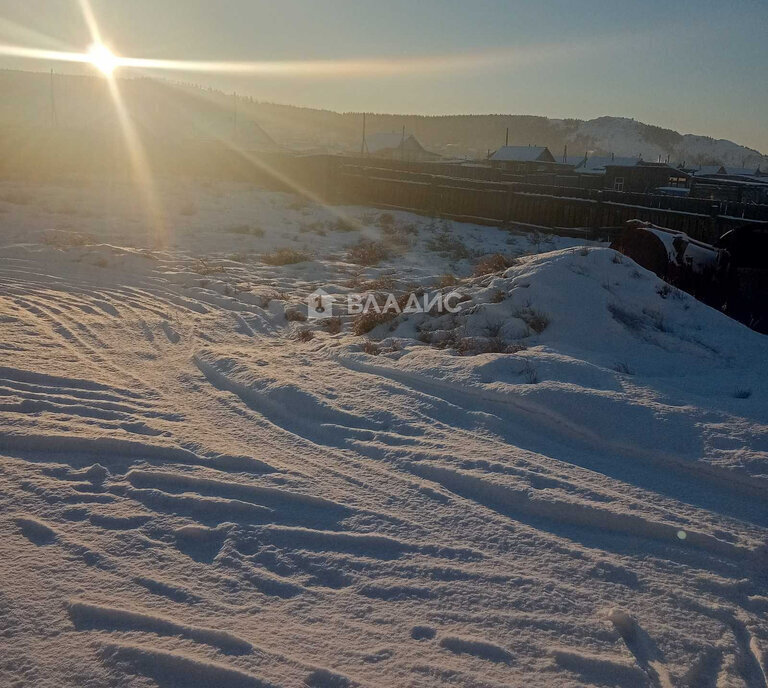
[708,203,720,243]
[430,176,440,217]
[505,186,515,225]
[589,190,603,239]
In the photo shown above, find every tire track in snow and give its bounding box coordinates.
[68,600,253,655]
[408,462,755,561]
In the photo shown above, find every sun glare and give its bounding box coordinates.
[88,43,118,75]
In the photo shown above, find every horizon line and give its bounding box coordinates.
[0,66,765,158]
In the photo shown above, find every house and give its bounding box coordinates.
[690,175,768,203]
[363,132,438,162]
[488,145,556,173]
[602,161,689,193]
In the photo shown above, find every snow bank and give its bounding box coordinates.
[344,247,768,491]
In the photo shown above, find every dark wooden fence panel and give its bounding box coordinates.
[330,159,766,242]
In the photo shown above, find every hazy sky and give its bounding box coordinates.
[0,0,766,152]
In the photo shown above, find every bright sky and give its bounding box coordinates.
[0,0,766,153]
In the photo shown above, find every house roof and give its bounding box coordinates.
[694,175,768,187]
[603,161,683,175]
[573,156,641,174]
[692,166,765,180]
[722,166,761,176]
[564,155,589,166]
[489,145,552,162]
[690,165,724,176]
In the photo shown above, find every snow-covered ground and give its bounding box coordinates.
[0,178,766,687]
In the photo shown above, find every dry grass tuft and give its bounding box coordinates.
[322,316,343,334]
[490,290,506,303]
[42,230,95,247]
[194,258,226,275]
[295,328,314,342]
[473,254,515,277]
[515,306,550,334]
[436,273,460,288]
[353,310,398,335]
[226,224,265,237]
[361,340,381,355]
[262,248,311,266]
[347,240,391,266]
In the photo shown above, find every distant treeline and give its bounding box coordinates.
[1,68,763,167]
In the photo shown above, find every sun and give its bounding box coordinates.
[88,43,119,75]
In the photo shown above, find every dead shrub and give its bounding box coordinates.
[330,217,359,232]
[436,273,459,288]
[377,212,395,228]
[295,328,314,342]
[322,316,342,334]
[262,248,311,266]
[473,254,515,276]
[285,309,307,322]
[486,336,507,353]
[347,240,391,266]
[227,224,264,237]
[608,303,643,331]
[353,310,397,335]
[490,289,506,303]
[358,273,398,292]
[361,340,381,355]
[642,307,669,332]
[381,221,417,250]
[426,232,471,261]
[194,258,226,275]
[42,229,95,247]
[417,329,433,344]
[515,306,550,334]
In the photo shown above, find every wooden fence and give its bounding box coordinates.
[328,161,767,243]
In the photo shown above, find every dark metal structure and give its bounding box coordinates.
[611,220,768,333]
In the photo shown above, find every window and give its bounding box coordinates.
[613,177,625,191]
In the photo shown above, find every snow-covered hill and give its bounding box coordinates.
[558,116,767,168]
[1,70,765,167]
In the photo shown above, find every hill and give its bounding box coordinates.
[0,68,765,168]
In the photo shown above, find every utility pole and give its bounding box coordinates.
[49,68,58,127]
[360,112,366,155]
[563,144,567,163]
[233,92,238,139]
[505,127,509,146]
